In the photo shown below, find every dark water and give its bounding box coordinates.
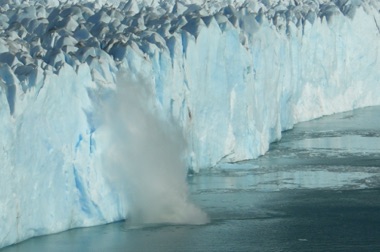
[2,106,380,252]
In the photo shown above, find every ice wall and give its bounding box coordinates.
[1,0,380,248]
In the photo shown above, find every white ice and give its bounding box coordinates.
[0,0,380,248]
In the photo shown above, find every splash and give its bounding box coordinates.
[102,72,209,226]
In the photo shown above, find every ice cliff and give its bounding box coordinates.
[1,0,380,248]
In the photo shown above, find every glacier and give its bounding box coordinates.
[1,0,380,248]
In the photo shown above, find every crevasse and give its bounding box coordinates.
[0,0,379,248]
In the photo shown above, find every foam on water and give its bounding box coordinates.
[1,0,380,247]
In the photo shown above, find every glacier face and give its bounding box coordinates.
[1,0,380,248]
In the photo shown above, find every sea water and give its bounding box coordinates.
[2,106,380,251]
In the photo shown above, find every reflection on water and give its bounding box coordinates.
[200,106,380,192]
[2,106,380,252]
[189,167,380,192]
[287,135,380,154]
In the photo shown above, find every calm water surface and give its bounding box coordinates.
[2,106,380,251]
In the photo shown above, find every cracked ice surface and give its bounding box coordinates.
[0,0,380,248]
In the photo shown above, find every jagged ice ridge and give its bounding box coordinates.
[0,0,380,248]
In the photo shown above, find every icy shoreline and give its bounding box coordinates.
[1,0,380,248]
